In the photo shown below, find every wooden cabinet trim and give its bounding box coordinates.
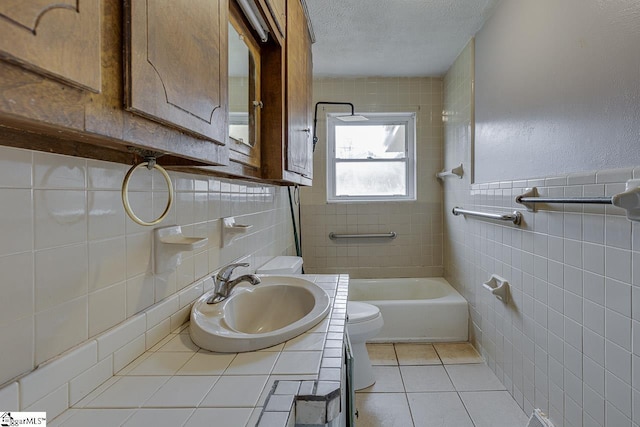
[263,0,286,39]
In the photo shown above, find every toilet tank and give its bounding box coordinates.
[256,256,303,274]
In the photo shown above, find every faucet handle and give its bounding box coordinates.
[216,262,250,281]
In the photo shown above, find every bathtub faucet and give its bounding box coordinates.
[207,262,261,304]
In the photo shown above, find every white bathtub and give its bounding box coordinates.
[348,277,468,342]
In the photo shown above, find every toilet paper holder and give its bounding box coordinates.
[483,274,509,303]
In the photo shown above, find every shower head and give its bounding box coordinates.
[312,101,368,152]
[336,114,369,122]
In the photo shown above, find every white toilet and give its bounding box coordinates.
[347,301,384,390]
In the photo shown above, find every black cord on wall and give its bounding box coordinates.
[287,186,302,265]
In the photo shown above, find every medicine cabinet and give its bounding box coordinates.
[228,5,262,169]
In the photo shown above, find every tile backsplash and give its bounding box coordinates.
[0,146,295,385]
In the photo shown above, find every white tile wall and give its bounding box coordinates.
[444,40,640,427]
[0,382,19,411]
[301,77,444,278]
[20,341,97,408]
[0,189,33,256]
[0,146,296,386]
[69,356,113,406]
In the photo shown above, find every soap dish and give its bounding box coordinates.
[482,274,509,303]
[154,225,208,273]
[222,217,252,247]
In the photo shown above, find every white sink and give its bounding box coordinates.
[189,276,331,352]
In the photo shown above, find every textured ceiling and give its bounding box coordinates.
[305,0,500,77]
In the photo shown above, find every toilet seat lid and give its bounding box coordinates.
[347,301,380,323]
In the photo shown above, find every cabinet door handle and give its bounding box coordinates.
[302,128,311,133]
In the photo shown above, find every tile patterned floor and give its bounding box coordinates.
[356,343,529,427]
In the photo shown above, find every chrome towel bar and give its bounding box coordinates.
[329,232,397,240]
[516,187,613,212]
[516,195,612,205]
[516,196,612,204]
[516,183,640,222]
[452,207,522,225]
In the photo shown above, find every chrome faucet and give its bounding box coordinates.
[206,262,261,304]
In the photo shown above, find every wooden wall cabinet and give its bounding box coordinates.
[125,0,228,145]
[194,0,314,186]
[284,0,313,182]
[259,0,313,186]
[0,0,314,186]
[0,1,228,168]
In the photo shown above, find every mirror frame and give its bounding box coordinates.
[228,1,262,168]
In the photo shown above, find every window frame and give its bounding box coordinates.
[326,112,417,203]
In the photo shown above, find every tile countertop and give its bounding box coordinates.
[50,274,349,427]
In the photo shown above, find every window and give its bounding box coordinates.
[326,112,416,202]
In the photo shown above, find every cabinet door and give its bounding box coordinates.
[0,0,101,92]
[126,0,228,145]
[285,0,313,179]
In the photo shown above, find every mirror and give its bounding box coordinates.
[228,17,261,165]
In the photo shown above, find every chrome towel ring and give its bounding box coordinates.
[121,159,174,226]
